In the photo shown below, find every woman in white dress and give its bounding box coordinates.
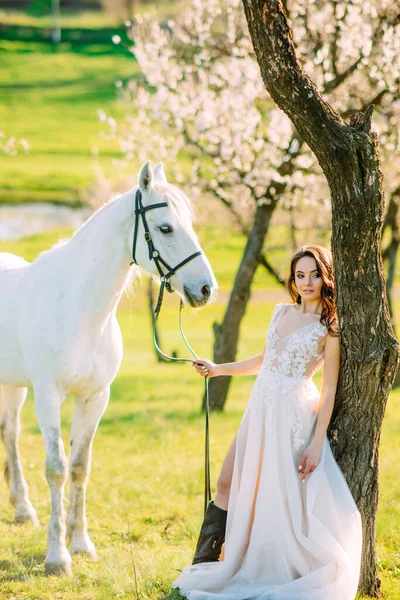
[172,244,363,600]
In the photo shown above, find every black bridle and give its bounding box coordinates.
[130,188,212,515]
[130,189,202,310]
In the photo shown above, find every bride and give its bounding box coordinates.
[172,244,363,600]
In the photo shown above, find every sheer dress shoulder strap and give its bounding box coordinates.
[267,302,287,335]
[271,302,288,322]
[273,302,287,314]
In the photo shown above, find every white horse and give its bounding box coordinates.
[0,161,217,575]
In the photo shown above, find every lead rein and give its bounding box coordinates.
[152,282,212,516]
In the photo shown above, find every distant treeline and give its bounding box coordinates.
[0,22,127,44]
[0,0,102,9]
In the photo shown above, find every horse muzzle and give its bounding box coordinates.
[183,284,216,308]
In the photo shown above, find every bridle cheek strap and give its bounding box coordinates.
[130,189,202,296]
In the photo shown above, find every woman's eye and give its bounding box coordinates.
[160,225,173,234]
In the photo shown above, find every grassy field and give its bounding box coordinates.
[0,3,186,206]
[0,8,399,599]
[0,226,399,600]
[0,36,138,205]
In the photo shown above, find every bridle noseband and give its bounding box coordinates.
[130,188,202,309]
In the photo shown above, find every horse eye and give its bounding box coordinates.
[160,225,173,234]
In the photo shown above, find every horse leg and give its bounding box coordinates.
[34,383,71,576]
[66,388,110,559]
[0,383,39,525]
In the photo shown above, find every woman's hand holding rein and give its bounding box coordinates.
[191,352,265,378]
[191,359,219,378]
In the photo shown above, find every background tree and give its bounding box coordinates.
[241,0,400,596]
[103,0,400,411]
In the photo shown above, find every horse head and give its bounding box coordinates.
[131,161,218,308]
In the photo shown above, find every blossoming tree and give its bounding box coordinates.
[108,0,400,417]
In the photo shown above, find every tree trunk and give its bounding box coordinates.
[327,110,398,598]
[242,1,400,596]
[204,199,278,410]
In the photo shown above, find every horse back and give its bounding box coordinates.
[0,252,29,272]
[0,254,31,386]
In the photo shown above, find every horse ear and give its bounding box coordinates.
[138,161,154,192]
[154,162,168,184]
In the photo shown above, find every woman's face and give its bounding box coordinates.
[294,255,323,301]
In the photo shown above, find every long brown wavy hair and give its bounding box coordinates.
[287,244,338,336]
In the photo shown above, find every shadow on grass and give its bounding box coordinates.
[0,551,45,581]
[0,518,18,526]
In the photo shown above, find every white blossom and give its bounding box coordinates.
[100,0,400,235]
[0,132,30,156]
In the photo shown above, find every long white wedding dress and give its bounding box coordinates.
[173,302,363,600]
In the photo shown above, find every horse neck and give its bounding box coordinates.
[67,191,135,327]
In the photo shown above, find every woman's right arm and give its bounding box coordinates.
[192,342,267,378]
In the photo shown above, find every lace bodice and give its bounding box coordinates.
[262,302,328,379]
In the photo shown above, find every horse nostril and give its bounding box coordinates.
[202,284,211,299]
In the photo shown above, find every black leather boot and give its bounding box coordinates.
[192,500,228,565]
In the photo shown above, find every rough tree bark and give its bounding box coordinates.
[241,0,400,596]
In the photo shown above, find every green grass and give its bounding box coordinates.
[0,229,399,599]
[0,4,184,206]
[0,35,138,206]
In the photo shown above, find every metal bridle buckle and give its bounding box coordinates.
[144,232,152,242]
[160,276,173,293]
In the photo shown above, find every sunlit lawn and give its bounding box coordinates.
[0,226,399,599]
[0,0,185,207]
[0,36,138,205]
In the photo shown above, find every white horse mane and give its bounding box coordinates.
[33,194,125,264]
[154,182,196,223]
[34,182,196,267]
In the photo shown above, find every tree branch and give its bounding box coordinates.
[242,0,349,164]
[324,55,363,93]
[258,253,285,284]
